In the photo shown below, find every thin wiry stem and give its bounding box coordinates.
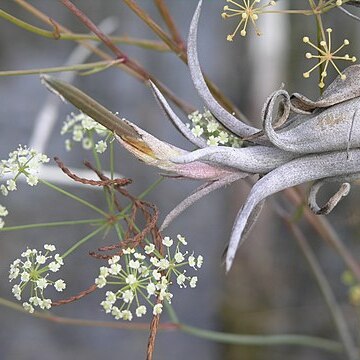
[284,187,360,283]
[0,297,176,331]
[0,297,343,352]
[154,0,185,48]
[0,219,105,232]
[179,324,343,352]
[0,60,121,77]
[123,0,242,117]
[0,9,169,51]
[12,0,194,114]
[339,5,360,21]
[281,214,358,360]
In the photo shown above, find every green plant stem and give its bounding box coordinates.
[13,0,195,114]
[0,9,169,51]
[0,297,176,330]
[0,60,121,77]
[61,223,108,259]
[154,0,184,48]
[178,324,343,352]
[166,301,343,352]
[40,179,108,217]
[113,177,164,221]
[107,140,125,240]
[307,0,326,93]
[0,219,104,232]
[164,301,179,323]
[90,134,113,213]
[283,215,358,360]
[122,0,245,118]
[0,296,343,352]
[284,188,360,283]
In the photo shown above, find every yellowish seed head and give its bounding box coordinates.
[341,74,346,80]
[303,36,309,43]
[303,72,310,78]
[227,35,234,41]
[240,29,246,37]
[305,52,312,59]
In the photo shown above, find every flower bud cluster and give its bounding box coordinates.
[187,110,242,147]
[61,112,111,153]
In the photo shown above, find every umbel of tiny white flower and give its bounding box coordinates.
[95,234,203,321]
[187,110,241,147]
[221,0,276,40]
[0,145,49,194]
[61,112,112,153]
[303,28,357,88]
[9,244,66,313]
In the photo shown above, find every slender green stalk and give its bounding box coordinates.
[0,218,104,232]
[40,179,108,217]
[138,177,164,199]
[165,302,342,352]
[0,297,177,330]
[0,9,169,51]
[0,60,121,77]
[90,132,113,213]
[179,324,343,352]
[154,0,184,47]
[113,177,164,221]
[287,220,358,360]
[61,223,108,258]
[284,188,360,283]
[164,301,179,323]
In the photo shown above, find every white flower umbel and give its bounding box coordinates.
[61,112,112,153]
[95,234,203,321]
[9,244,66,312]
[0,145,49,193]
[187,109,241,148]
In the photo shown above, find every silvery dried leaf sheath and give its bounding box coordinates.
[42,0,360,272]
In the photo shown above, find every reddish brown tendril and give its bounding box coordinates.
[51,158,162,306]
[52,284,97,306]
[84,161,162,259]
[54,157,132,187]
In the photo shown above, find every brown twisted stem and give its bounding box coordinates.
[52,284,97,306]
[54,157,132,187]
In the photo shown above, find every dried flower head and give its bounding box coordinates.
[303,28,357,88]
[221,0,276,40]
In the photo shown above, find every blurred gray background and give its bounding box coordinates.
[1,1,360,359]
